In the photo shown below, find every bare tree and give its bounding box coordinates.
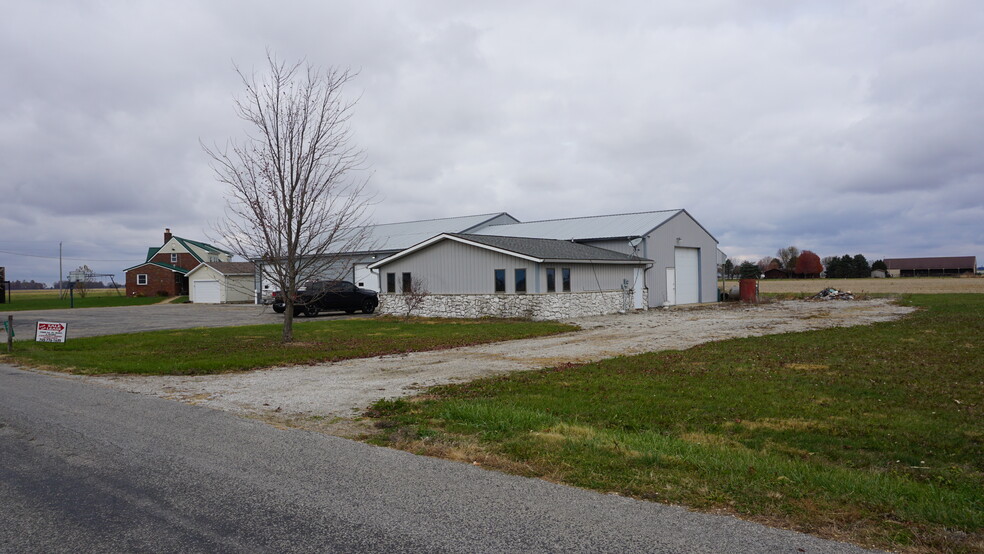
[206,54,373,342]
[776,245,800,270]
[400,277,429,318]
[756,256,774,273]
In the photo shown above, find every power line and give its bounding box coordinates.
[0,249,134,262]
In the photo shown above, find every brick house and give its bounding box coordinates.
[124,229,233,297]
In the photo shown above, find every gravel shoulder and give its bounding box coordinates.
[76,299,914,430]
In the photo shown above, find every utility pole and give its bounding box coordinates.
[59,242,63,299]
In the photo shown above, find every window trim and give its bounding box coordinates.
[137,274,148,286]
[170,253,178,264]
[401,272,412,294]
[562,268,571,292]
[386,273,396,293]
[546,268,556,293]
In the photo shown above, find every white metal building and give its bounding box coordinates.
[473,210,718,308]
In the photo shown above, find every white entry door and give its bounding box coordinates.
[633,268,645,309]
[193,280,221,304]
[674,247,700,304]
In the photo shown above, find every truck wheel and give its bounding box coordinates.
[272,304,286,314]
[362,300,376,314]
[306,306,319,317]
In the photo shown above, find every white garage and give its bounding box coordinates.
[187,262,256,304]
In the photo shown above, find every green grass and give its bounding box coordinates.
[367,294,984,552]
[4,318,576,375]
[0,289,163,311]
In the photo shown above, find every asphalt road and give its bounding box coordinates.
[1,303,369,341]
[0,366,874,553]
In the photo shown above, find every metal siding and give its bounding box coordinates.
[644,211,718,306]
[382,241,640,295]
[380,240,533,294]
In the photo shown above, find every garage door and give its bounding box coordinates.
[674,247,700,304]
[193,280,221,304]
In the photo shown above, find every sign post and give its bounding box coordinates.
[35,321,68,343]
[4,315,12,353]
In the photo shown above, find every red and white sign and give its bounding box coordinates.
[36,321,68,343]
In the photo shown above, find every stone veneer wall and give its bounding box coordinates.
[378,290,648,320]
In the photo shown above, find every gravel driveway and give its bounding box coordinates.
[84,299,914,431]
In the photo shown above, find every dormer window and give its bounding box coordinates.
[171,253,178,264]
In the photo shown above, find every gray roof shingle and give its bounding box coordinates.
[450,234,650,263]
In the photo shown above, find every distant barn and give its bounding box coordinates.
[763,268,790,279]
[884,256,976,277]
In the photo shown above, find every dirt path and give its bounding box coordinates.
[78,299,914,430]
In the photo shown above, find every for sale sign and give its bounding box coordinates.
[36,321,68,343]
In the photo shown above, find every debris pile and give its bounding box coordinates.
[811,288,854,300]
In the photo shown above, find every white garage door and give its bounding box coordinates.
[193,280,221,304]
[674,247,700,305]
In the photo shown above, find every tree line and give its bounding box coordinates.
[723,246,887,279]
[5,280,117,290]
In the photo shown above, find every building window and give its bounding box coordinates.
[402,272,412,293]
[170,253,178,263]
[562,268,571,292]
[546,268,556,292]
[137,274,148,286]
[386,273,396,293]
[515,268,526,294]
[494,269,505,293]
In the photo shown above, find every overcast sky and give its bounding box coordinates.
[2,1,982,284]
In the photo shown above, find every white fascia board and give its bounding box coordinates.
[368,234,543,269]
[546,259,652,265]
[185,263,208,278]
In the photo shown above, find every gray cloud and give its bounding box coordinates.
[2,1,982,284]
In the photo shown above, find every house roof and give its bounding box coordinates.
[358,212,518,253]
[123,261,189,274]
[369,233,651,268]
[145,237,232,263]
[884,256,976,270]
[473,209,716,242]
[191,262,256,275]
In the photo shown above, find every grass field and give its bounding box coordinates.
[4,318,577,375]
[0,288,164,311]
[368,294,983,552]
[751,276,984,295]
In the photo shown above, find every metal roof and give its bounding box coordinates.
[473,210,684,241]
[450,234,651,263]
[360,212,517,252]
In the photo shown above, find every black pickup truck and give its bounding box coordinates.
[272,280,378,317]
